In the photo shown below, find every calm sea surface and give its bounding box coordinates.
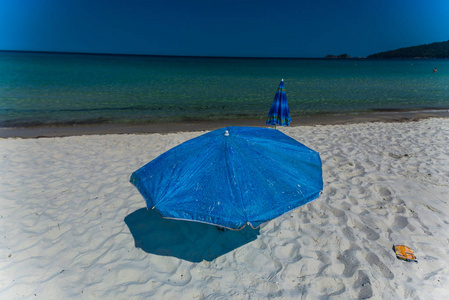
[1,52,448,127]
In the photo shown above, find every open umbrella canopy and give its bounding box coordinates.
[130,126,322,230]
[266,79,291,127]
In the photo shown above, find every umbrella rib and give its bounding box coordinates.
[223,135,249,224]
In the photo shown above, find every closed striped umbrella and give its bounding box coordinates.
[266,79,291,127]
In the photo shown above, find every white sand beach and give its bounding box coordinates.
[1,118,448,299]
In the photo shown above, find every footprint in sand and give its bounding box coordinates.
[314,251,333,277]
[392,215,409,230]
[365,252,394,279]
[354,221,380,241]
[342,226,356,241]
[377,186,391,196]
[273,242,302,263]
[377,186,393,202]
[327,205,349,226]
[314,276,346,298]
[394,205,406,214]
[327,187,337,197]
[338,246,361,278]
[354,270,373,299]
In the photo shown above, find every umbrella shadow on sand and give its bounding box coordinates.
[125,208,260,263]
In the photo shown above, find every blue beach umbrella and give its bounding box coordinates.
[130,126,322,230]
[266,79,291,127]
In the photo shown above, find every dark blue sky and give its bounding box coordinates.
[1,0,448,58]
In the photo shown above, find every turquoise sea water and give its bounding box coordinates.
[1,51,448,127]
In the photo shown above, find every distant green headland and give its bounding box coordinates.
[325,40,449,59]
[367,40,449,59]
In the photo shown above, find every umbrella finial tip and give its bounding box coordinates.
[224,130,229,136]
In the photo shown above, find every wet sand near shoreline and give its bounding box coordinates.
[1,110,449,138]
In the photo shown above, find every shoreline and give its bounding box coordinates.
[1,110,449,138]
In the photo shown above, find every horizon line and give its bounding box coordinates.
[0,49,370,60]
